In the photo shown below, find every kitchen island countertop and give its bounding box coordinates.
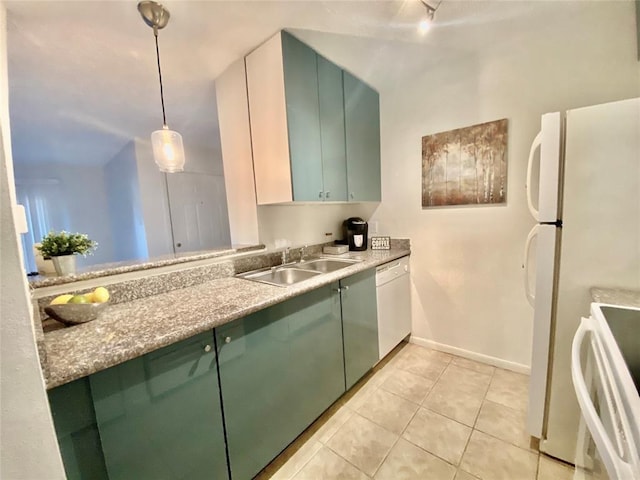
[42,248,410,389]
[591,287,640,309]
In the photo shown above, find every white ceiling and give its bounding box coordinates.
[6,0,586,167]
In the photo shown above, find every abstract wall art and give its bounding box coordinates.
[422,119,508,207]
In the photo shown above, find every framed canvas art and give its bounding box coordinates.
[422,119,508,207]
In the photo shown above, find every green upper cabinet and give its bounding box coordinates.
[339,268,380,389]
[217,284,345,480]
[281,31,324,201]
[89,332,229,480]
[317,54,348,201]
[344,71,382,202]
[245,30,379,204]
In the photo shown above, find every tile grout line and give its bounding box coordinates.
[454,363,498,477]
[358,345,450,478]
[323,349,408,479]
[357,357,414,478]
[370,371,438,479]
[286,344,526,480]
[279,442,323,480]
[386,354,472,473]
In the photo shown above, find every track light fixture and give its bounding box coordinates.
[419,1,438,34]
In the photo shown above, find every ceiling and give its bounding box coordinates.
[5,0,585,167]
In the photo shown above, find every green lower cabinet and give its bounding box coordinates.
[217,284,345,480]
[340,269,379,389]
[48,269,379,480]
[48,378,109,480]
[89,331,228,480]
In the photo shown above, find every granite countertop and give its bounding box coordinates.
[591,287,640,309]
[29,244,264,289]
[43,248,410,389]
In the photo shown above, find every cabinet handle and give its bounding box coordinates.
[325,191,330,199]
[332,287,341,293]
[224,336,231,344]
[349,192,354,200]
[204,344,212,353]
[319,191,324,199]
[342,285,350,291]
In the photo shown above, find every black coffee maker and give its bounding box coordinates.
[343,217,368,251]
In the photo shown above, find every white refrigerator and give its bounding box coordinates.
[523,97,640,464]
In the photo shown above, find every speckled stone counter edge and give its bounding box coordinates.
[591,287,640,309]
[29,244,265,289]
[43,245,410,389]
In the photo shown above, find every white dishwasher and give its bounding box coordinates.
[376,256,411,360]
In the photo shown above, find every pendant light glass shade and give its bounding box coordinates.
[138,1,185,173]
[151,126,185,172]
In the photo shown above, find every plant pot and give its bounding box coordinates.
[51,255,77,276]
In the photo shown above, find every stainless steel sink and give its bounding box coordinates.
[237,257,361,287]
[237,267,322,287]
[296,258,361,273]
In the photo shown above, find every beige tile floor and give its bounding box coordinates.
[257,342,576,480]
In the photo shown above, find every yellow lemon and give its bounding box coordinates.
[84,292,95,302]
[69,295,89,304]
[50,294,73,305]
[92,287,110,303]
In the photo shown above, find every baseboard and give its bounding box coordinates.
[409,335,531,375]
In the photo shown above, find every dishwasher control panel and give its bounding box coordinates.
[376,256,410,286]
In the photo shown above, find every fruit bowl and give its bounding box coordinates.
[44,302,108,326]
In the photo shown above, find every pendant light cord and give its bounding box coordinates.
[153,27,167,127]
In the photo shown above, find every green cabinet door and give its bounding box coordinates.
[217,284,345,480]
[340,269,379,389]
[48,378,109,480]
[317,54,348,201]
[281,31,323,202]
[89,332,228,480]
[343,71,381,202]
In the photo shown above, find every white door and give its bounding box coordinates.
[543,98,640,463]
[526,112,562,223]
[166,173,231,253]
[523,223,560,438]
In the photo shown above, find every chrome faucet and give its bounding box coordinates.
[281,247,290,265]
[300,245,308,262]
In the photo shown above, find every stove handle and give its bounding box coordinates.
[571,317,639,480]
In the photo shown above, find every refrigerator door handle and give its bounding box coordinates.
[526,131,542,222]
[571,316,640,480]
[523,224,538,307]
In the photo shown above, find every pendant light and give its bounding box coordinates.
[138,1,185,173]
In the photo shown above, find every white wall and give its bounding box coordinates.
[183,141,225,177]
[134,138,231,256]
[13,162,115,267]
[369,1,640,367]
[134,138,175,257]
[216,58,260,246]
[258,203,377,248]
[104,141,148,262]
[0,2,66,477]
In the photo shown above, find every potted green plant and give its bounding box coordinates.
[36,231,97,276]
